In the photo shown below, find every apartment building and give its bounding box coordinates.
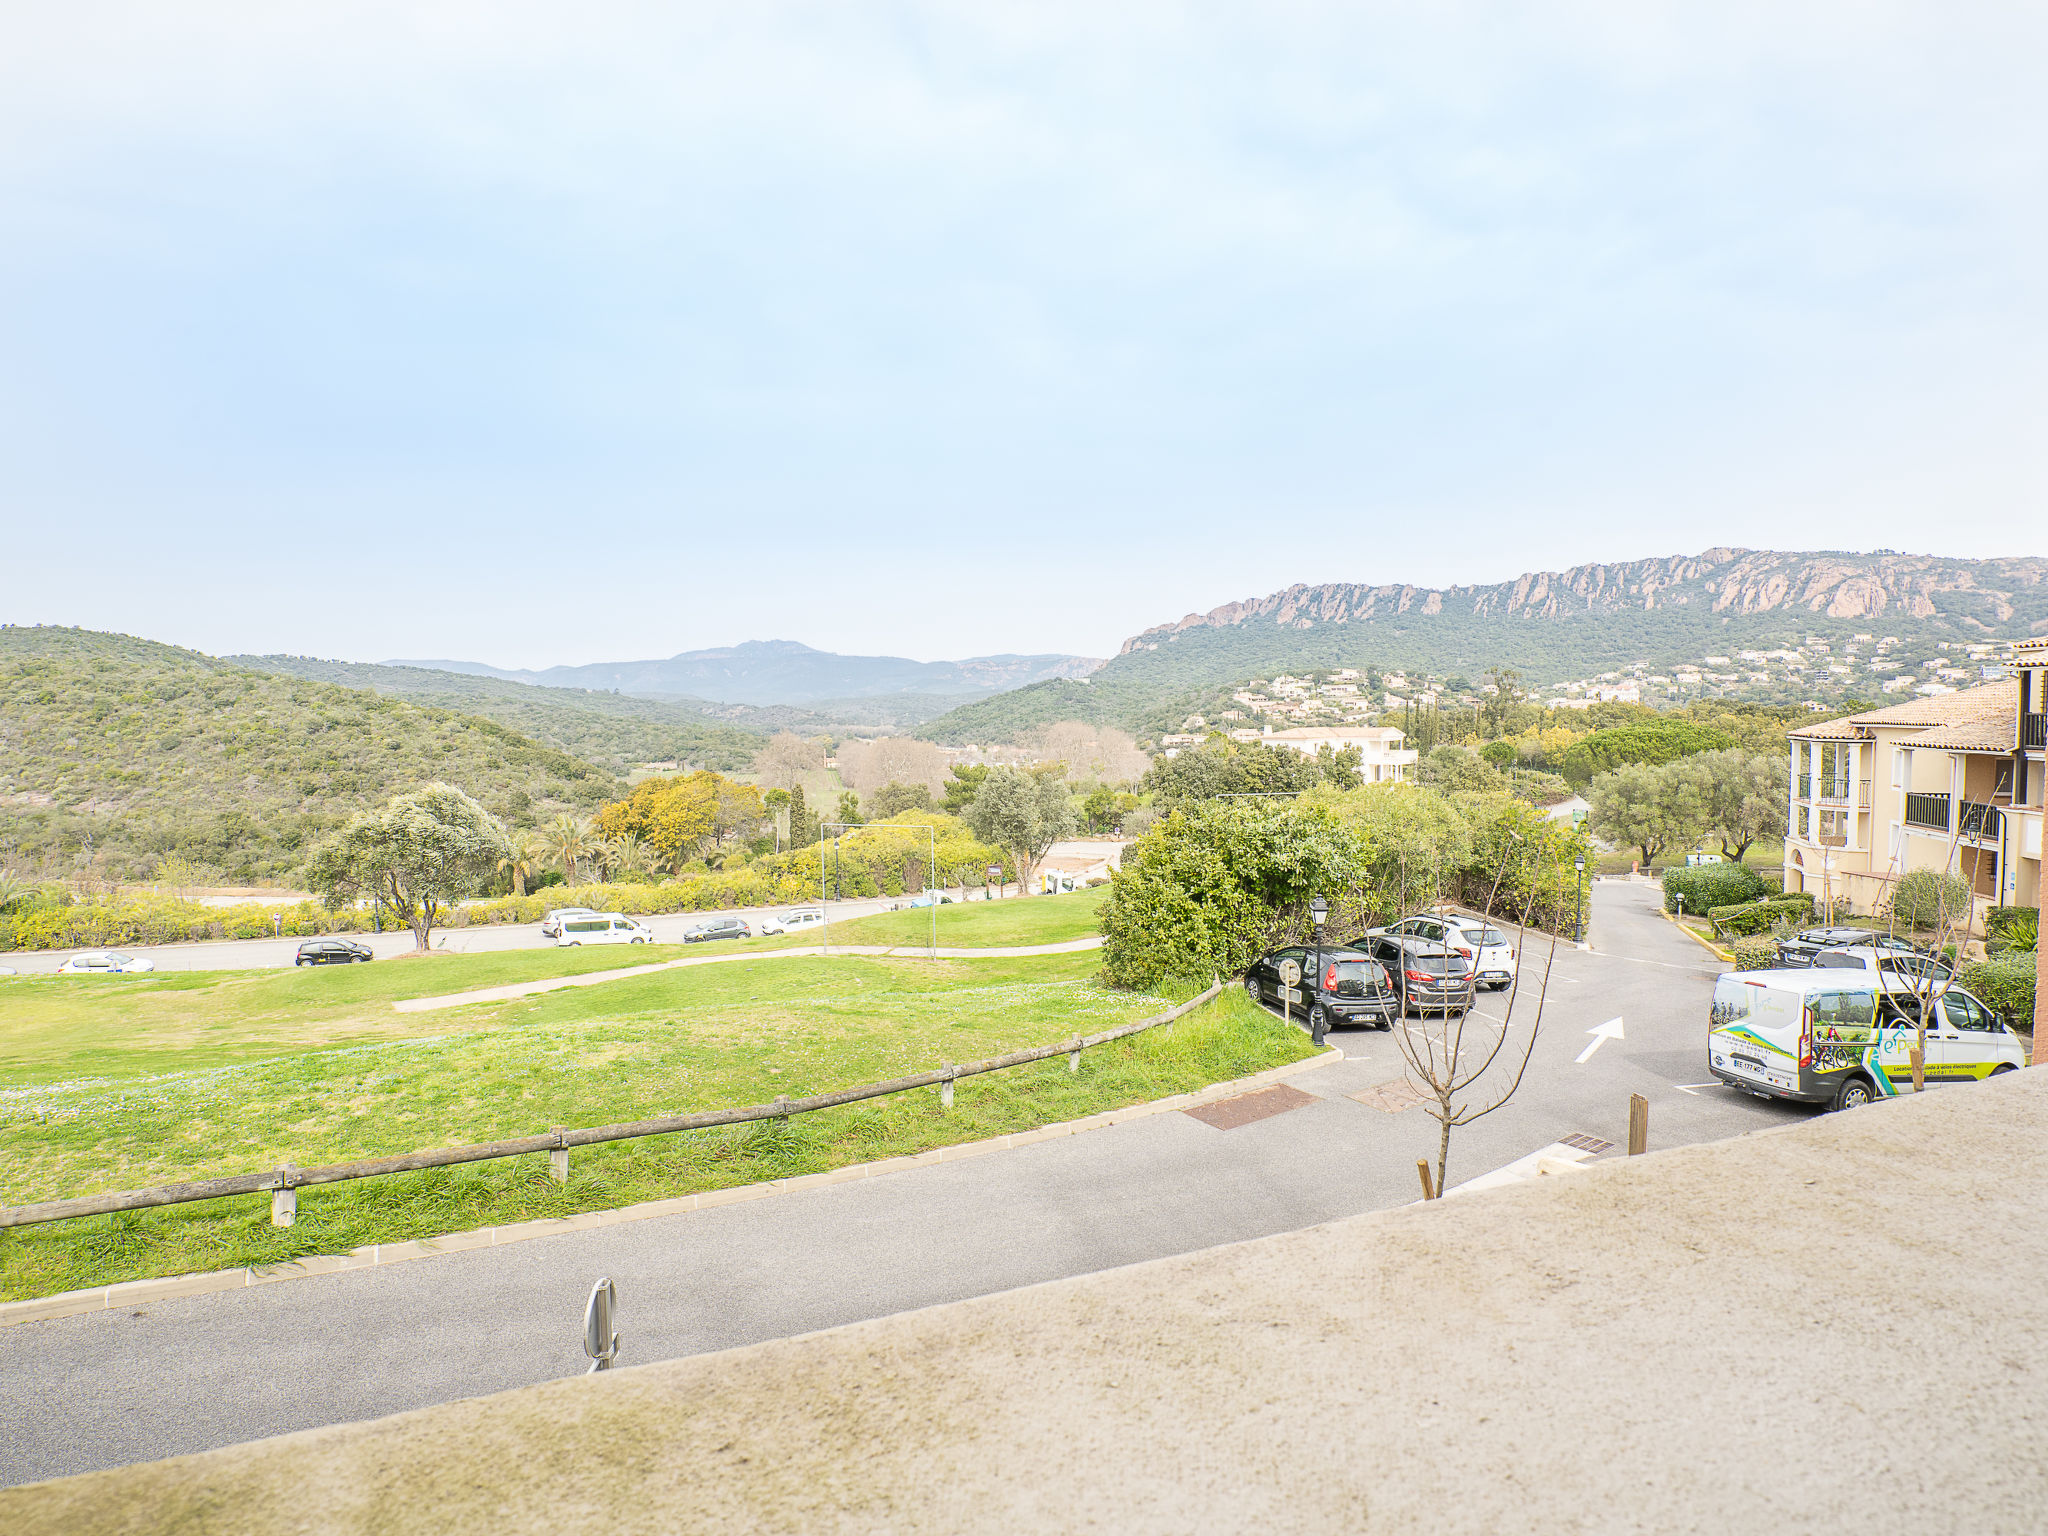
[1260,726,1418,784]
[1782,675,2040,928]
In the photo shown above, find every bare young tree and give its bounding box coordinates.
[837,736,951,797]
[1383,837,1570,1197]
[1883,830,1980,1093]
[753,732,828,792]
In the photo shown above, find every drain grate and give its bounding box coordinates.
[1183,1083,1318,1130]
[1558,1132,1614,1155]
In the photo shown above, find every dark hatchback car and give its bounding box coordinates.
[1362,935,1474,1016]
[1242,946,1399,1032]
[295,938,373,966]
[682,915,752,944]
[1773,927,1920,968]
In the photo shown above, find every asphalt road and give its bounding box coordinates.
[0,894,919,974]
[0,878,1808,1487]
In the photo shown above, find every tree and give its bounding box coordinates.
[1480,667,1525,737]
[1022,722,1151,784]
[496,833,544,897]
[308,783,508,952]
[866,781,934,820]
[537,814,597,886]
[837,737,950,796]
[965,765,1075,894]
[1561,722,1736,789]
[836,790,863,826]
[1672,748,1786,861]
[753,732,827,792]
[940,763,990,813]
[1081,782,1118,833]
[600,832,657,881]
[1588,761,1697,868]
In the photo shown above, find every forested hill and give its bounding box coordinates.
[0,628,622,882]
[229,655,762,774]
[918,549,2048,745]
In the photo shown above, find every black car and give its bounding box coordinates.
[1362,935,1475,1016]
[295,938,373,966]
[682,916,752,944]
[1773,927,1920,969]
[1242,946,1399,1032]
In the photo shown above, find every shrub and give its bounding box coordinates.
[1956,951,2037,1026]
[1707,894,1815,937]
[1661,863,1768,914]
[1986,907,2039,954]
[1885,870,1974,931]
[1730,936,1779,971]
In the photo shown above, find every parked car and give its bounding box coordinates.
[540,907,600,939]
[1368,913,1516,991]
[1809,945,1954,994]
[1773,927,1919,969]
[682,915,752,944]
[556,913,655,946]
[57,951,156,974]
[1709,968,2020,1108]
[1361,935,1474,1016]
[1242,945,1398,1032]
[757,908,825,936]
[295,938,374,966]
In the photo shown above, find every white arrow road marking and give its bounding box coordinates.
[1674,1082,1727,1095]
[1575,1016,1626,1064]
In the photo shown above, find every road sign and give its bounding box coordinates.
[1575,1016,1626,1064]
[1280,986,1303,1005]
[1278,959,1301,986]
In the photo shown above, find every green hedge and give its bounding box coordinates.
[1957,951,2037,1027]
[1729,936,1780,971]
[1,895,368,951]
[1662,863,1769,914]
[1707,893,1816,938]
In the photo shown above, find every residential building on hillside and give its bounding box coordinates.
[1782,678,2037,930]
[1261,726,1417,784]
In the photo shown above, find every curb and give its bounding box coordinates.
[0,1045,1344,1328]
[1661,910,1735,963]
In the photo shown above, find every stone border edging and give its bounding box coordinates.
[0,1045,1344,1328]
[1661,910,1735,962]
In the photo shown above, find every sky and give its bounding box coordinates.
[2,2,2043,667]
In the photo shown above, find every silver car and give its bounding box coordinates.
[57,950,156,974]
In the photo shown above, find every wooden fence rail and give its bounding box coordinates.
[0,980,1225,1231]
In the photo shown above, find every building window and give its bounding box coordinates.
[1796,805,1810,839]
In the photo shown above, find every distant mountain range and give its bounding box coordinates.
[388,639,1103,707]
[917,549,2048,744]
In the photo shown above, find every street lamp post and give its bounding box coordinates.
[1822,851,1835,926]
[1574,856,1586,945]
[1309,895,1329,1047]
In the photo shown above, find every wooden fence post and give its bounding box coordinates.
[1416,1159,1436,1201]
[940,1068,954,1111]
[1627,1094,1649,1156]
[549,1128,569,1184]
[270,1165,297,1227]
[1068,1038,1082,1073]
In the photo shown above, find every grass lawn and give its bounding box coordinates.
[0,937,1317,1302]
[0,889,1110,1087]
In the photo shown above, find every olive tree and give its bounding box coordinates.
[309,783,509,951]
[965,765,1076,894]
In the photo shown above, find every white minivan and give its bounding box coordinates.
[1709,969,2024,1111]
[556,913,654,947]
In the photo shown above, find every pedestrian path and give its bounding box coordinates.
[391,935,1106,1013]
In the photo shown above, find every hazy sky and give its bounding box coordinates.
[3,3,2043,666]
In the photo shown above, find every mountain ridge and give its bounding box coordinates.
[386,638,1103,706]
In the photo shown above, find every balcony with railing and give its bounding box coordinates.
[1903,792,1951,832]
[1814,776,1852,803]
[1959,800,2002,842]
[2025,712,2046,750]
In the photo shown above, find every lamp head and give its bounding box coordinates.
[1574,856,1585,872]
[1309,895,1328,929]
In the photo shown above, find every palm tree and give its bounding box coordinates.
[601,833,655,881]
[0,869,29,912]
[538,815,595,888]
[497,834,544,897]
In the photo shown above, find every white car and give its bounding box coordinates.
[57,950,157,974]
[1370,913,1518,991]
[555,913,654,947]
[540,906,600,939]
[1810,946,1954,996]
[757,908,825,936]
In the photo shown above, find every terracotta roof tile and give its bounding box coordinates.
[1790,678,2017,748]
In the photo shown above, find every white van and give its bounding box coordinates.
[1709,969,2024,1110]
[556,913,654,947]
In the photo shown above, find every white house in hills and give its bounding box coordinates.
[1261,726,1418,784]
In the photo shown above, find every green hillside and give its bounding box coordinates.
[0,628,622,883]
[230,656,763,774]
